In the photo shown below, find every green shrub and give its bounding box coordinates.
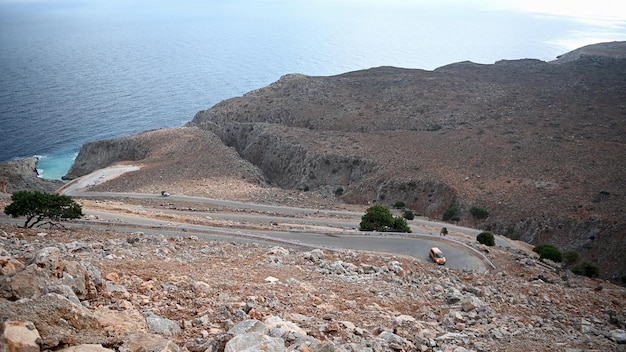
[393,201,405,209]
[470,206,489,219]
[533,244,563,263]
[403,210,415,220]
[572,262,600,278]
[477,231,495,246]
[442,205,458,221]
[359,205,411,233]
[563,250,581,266]
[335,187,344,196]
[392,217,411,233]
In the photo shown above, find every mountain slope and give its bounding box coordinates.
[187,42,626,281]
[56,42,626,281]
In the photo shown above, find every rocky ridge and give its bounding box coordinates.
[1,223,625,352]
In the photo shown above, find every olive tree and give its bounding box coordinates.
[4,191,83,228]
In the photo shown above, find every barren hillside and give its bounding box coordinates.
[32,41,626,281]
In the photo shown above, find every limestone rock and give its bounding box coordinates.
[121,333,180,352]
[264,315,307,338]
[144,312,181,336]
[0,321,41,352]
[0,246,99,301]
[0,293,105,349]
[0,246,23,275]
[228,319,268,336]
[610,329,626,344]
[224,331,286,352]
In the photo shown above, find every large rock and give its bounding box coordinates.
[0,247,101,301]
[224,331,286,352]
[0,293,106,349]
[0,245,23,275]
[0,321,41,352]
[143,312,181,336]
[121,333,180,352]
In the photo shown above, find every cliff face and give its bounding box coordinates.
[0,157,63,194]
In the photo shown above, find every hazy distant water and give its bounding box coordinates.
[1,1,624,179]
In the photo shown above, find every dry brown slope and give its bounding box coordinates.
[186,44,626,281]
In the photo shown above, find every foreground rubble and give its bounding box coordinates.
[0,224,624,352]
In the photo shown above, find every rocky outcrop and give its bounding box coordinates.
[0,157,63,194]
[63,134,151,180]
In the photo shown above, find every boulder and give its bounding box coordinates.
[144,312,181,336]
[0,293,106,349]
[0,321,41,352]
[224,332,286,352]
[0,246,23,275]
[0,247,101,301]
[121,333,180,352]
[445,288,463,305]
[264,315,307,338]
[610,329,626,344]
[228,319,268,336]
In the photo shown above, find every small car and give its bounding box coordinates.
[429,247,446,265]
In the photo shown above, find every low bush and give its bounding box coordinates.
[470,206,489,219]
[533,244,563,263]
[393,201,405,209]
[572,262,600,278]
[392,217,411,233]
[442,205,458,221]
[477,231,495,246]
[563,250,580,266]
[335,187,344,196]
[403,210,415,220]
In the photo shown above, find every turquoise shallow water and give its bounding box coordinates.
[1,1,624,180]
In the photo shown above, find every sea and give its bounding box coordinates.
[1,0,625,180]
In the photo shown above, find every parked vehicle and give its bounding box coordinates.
[429,247,446,265]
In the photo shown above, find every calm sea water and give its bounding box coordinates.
[1,1,624,179]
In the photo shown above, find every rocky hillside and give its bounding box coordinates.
[1,223,625,351]
[187,42,626,280]
[36,41,624,282]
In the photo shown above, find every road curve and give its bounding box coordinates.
[52,165,497,272]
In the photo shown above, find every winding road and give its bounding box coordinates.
[4,165,525,273]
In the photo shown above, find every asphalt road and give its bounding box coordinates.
[2,165,502,272]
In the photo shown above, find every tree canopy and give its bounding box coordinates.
[359,205,411,233]
[4,191,83,228]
